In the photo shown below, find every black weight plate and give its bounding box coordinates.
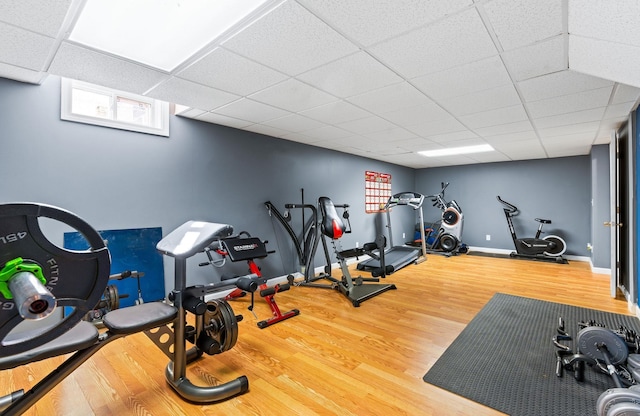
[203,300,238,353]
[0,203,110,356]
[578,326,629,365]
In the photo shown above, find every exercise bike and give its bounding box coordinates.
[420,182,467,256]
[497,196,567,262]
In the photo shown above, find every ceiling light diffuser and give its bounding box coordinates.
[418,144,495,157]
[69,0,272,71]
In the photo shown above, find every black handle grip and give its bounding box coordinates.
[236,276,258,293]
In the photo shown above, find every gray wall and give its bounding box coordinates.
[0,76,415,293]
[591,145,612,268]
[0,75,613,298]
[415,157,592,257]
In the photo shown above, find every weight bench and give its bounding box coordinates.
[0,203,177,415]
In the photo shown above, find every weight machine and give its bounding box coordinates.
[266,193,394,306]
[0,203,177,415]
[0,206,256,415]
[198,231,300,328]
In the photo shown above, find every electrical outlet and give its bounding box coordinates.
[355,241,359,248]
[486,234,491,241]
[402,232,406,239]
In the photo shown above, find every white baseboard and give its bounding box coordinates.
[468,246,599,270]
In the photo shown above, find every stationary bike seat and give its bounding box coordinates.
[535,218,551,224]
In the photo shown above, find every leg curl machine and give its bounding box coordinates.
[0,203,177,415]
[198,231,300,329]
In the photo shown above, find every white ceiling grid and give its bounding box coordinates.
[0,0,638,168]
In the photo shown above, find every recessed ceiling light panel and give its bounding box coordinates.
[418,144,494,157]
[69,0,271,71]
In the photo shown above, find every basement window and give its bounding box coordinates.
[61,78,169,137]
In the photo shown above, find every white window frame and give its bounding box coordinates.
[61,78,169,137]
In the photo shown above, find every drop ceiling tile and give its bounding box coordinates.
[459,104,528,129]
[604,102,636,119]
[542,140,592,157]
[0,62,45,84]
[347,82,434,114]
[249,78,337,112]
[262,114,326,132]
[537,121,600,139]
[412,55,511,100]
[483,0,563,50]
[146,77,239,111]
[299,100,372,124]
[381,102,451,126]
[194,112,253,129]
[0,0,72,37]
[612,83,640,104]
[405,116,467,137]
[177,48,287,96]
[569,0,640,47]
[569,36,640,89]
[483,130,538,144]
[302,125,353,140]
[519,70,612,103]
[337,116,398,135]
[395,137,438,151]
[243,124,289,138]
[440,84,521,116]
[49,43,168,94]
[597,116,627,139]
[212,98,289,123]
[427,130,479,144]
[474,120,534,136]
[0,22,54,70]
[298,0,473,47]
[531,107,606,129]
[525,86,612,119]
[297,51,403,98]
[361,127,417,143]
[370,8,497,79]
[222,1,357,76]
[600,116,628,131]
[492,139,547,160]
[501,35,567,81]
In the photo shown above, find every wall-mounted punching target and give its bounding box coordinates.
[0,203,110,356]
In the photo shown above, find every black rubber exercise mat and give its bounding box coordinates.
[423,293,640,416]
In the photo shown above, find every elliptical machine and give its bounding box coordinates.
[421,182,466,255]
[497,196,567,262]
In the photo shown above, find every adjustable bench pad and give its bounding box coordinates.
[0,321,99,370]
[102,302,177,335]
[0,302,177,370]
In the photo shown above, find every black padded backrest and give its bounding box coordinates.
[220,237,268,261]
[319,197,345,240]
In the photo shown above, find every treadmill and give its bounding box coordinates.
[357,192,427,274]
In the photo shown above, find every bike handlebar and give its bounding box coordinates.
[496,195,519,215]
